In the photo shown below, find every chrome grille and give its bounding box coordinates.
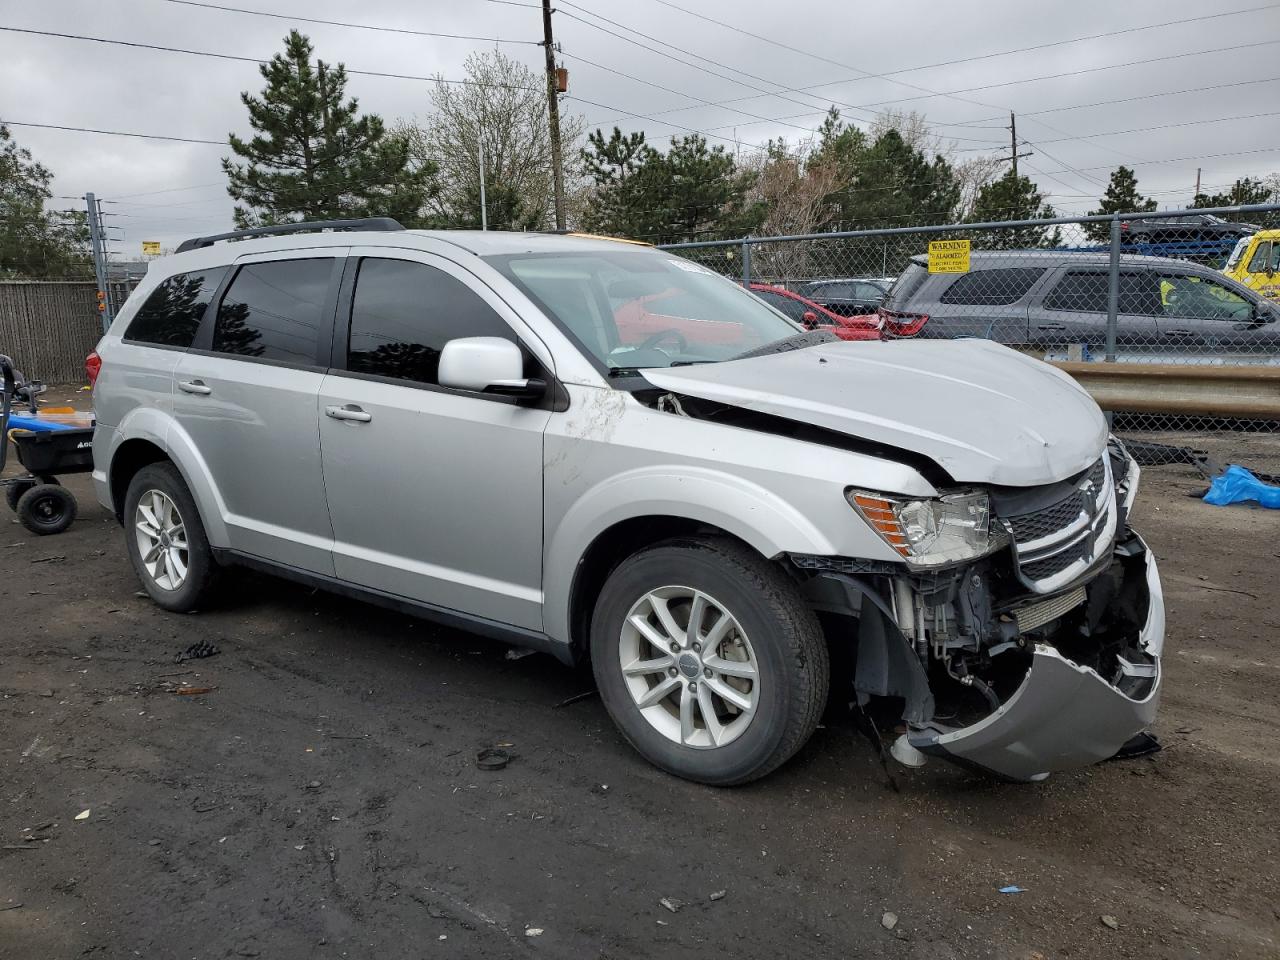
[999,456,1116,594]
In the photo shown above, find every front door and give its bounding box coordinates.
[173,251,343,574]
[317,252,552,632]
[1155,270,1280,363]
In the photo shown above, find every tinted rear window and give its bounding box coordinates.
[885,263,928,305]
[124,267,227,347]
[939,268,1045,306]
[212,259,334,364]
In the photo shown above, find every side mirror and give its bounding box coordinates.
[438,337,546,400]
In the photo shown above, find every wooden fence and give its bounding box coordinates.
[0,281,132,384]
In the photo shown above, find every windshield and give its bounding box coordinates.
[486,249,801,371]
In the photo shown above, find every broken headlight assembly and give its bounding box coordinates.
[847,489,1001,568]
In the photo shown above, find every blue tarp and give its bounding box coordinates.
[5,413,80,433]
[1203,465,1280,509]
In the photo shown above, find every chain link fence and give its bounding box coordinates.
[661,204,1280,436]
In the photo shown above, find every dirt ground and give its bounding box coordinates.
[2,413,1279,959]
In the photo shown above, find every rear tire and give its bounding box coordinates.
[6,479,36,512]
[124,462,219,612]
[16,483,77,535]
[590,538,829,786]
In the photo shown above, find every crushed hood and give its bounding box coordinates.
[640,339,1107,487]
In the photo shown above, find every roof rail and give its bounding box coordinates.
[174,217,404,254]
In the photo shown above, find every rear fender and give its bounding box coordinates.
[103,406,231,548]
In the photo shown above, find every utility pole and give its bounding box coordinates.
[85,192,114,332]
[541,0,567,230]
[479,135,488,231]
[1194,166,1202,200]
[1005,112,1033,180]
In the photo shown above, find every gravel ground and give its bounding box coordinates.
[1,416,1278,959]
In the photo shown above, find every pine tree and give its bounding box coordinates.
[581,132,761,243]
[1085,166,1156,240]
[967,170,1059,249]
[1192,177,1273,214]
[223,31,436,228]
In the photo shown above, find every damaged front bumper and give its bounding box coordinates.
[905,540,1164,781]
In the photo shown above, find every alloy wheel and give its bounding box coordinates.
[134,489,189,591]
[618,586,760,749]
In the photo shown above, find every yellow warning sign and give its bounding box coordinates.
[142,241,161,256]
[928,239,970,273]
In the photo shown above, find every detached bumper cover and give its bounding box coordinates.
[908,545,1164,781]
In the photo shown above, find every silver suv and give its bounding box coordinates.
[92,221,1164,785]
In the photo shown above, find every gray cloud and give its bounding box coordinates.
[4,0,1278,252]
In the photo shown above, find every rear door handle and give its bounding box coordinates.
[1036,323,1066,332]
[178,379,212,395]
[1166,328,1194,338]
[325,404,372,423]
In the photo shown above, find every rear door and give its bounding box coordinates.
[173,250,343,574]
[925,267,1044,344]
[317,250,552,631]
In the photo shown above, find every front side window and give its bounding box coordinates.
[940,268,1045,306]
[487,250,800,371]
[347,258,517,385]
[1158,274,1254,321]
[212,259,333,363]
[1246,241,1276,274]
[124,267,227,347]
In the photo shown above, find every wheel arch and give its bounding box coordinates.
[103,411,230,546]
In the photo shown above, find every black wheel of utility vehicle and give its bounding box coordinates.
[6,480,35,512]
[16,483,77,535]
[590,538,829,786]
[124,462,220,612]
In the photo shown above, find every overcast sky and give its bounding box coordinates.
[4,0,1279,253]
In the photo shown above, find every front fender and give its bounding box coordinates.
[543,465,844,644]
[97,407,232,548]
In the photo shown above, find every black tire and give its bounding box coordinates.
[123,461,220,612]
[16,483,77,535]
[590,538,829,786]
[6,478,37,512]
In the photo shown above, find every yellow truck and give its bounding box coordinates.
[1223,229,1280,300]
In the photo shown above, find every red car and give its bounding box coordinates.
[747,284,881,341]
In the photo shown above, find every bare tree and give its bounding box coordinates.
[741,140,844,281]
[399,50,585,230]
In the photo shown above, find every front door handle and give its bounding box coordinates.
[1036,323,1066,332]
[1166,328,1194,338]
[178,379,212,395]
[325,404,372,423]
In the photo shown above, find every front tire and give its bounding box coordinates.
[590,539,829,786]
[124,462,219,612]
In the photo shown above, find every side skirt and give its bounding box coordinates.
[211,548,575,666]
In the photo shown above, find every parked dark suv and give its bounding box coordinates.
[879,250,1280,363]
[796,278,890,316]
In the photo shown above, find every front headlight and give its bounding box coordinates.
[847,489,996,568]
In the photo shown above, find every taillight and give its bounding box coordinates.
[877,308,929,337]
[85,351,102,386]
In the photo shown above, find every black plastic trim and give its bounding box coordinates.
[211,548,575,665]
[175,218,403,253]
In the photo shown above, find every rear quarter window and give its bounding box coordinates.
[884,263,928,306]
[123,267,228,347]
[939,268,1046,306]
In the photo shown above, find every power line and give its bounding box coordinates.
[0,26,539,90]
[0,119,224,145]
[554,3,876,129]
[155,0,540,45]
